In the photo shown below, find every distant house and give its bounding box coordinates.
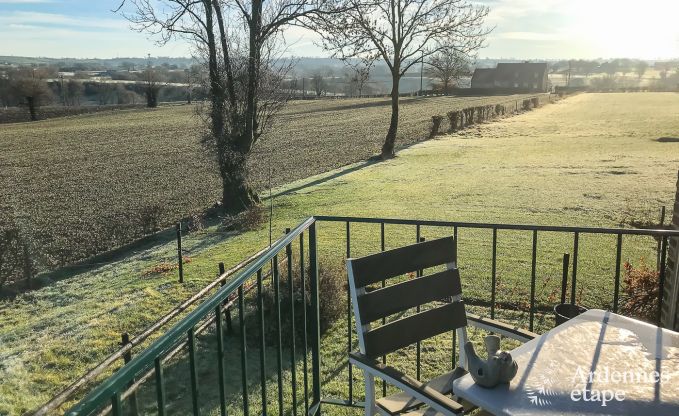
[470,68,495,89]
[471,62,549,92]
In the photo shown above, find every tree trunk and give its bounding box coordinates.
[219,149,260,213]
[381,73,400,159]
[26,96,36,121]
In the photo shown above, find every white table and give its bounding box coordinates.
[453,309,679,415]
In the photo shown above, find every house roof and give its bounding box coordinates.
[471,67,495,84]
[494,62,548,82]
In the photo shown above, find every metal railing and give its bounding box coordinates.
[64,215,679,416]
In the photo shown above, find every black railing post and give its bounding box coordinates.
[238,286,249,416]
[219,262,233,334]
[571,232,579,305]
[529,230,537,331]
[155,358,166,416]
[309,222,322,415]
[345,222,353,405]
[657,206,666,271]
[257,269,267,416]
[416,234,425,381]
[613,235,623,313]
[300,232,309,415]
[188,328,199,416]
[120,333,139,416]
[176,223,184,283]
[560,253,570,305]
[285,227,298,416]
[658,236,668,325]
[490,228,497,319]
[215,304,227,416]
[381,222,387,396]
[274,254,284,416]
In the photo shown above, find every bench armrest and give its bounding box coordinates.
[466,313,538,343]
[349,352,464,415]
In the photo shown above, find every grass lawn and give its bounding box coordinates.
[1,92,678,415]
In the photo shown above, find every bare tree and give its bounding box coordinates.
[311,72,325,96]
[65,79,83,106]
[308,0,489,158]
[95,83,118,105]
[143,56,163,108]
[10,68,54,121]
[635,60,648,80]
[426,49,470,94]
[345,57,375,97]
[117,0,335,212]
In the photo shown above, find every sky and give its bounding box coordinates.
[0,0,678,60]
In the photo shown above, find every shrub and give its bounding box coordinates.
[465,107,474,125]
[446,111,459,132]
[222,204,266,232]
[621,259,659,323]
[249,258,346,346]
[495,104,504,116]
[430,115,444,138]
[475,106,484,123]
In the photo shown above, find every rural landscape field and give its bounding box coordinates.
[2,0,679,414]
[0,93,545,282]
[1,92,678,414]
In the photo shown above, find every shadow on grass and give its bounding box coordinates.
[656,137,679,143]
[266,160,381,200]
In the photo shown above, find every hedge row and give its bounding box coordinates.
[429,96,546,137]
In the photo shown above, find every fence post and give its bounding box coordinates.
[176,223,184,283]
[309,222,322,415]
[120,333,139,416]
[657,206,666,271]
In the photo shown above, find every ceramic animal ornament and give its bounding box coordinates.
[465,335,518,388]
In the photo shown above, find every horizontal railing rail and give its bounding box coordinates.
[63,215,677,416]
[32,243,280,416]
[315,215,678,407]
[315,215,679,236]
[66,216,319,416]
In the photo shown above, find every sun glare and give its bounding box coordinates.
[578,0,679,58]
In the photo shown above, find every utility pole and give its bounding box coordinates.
[419,52,424,96]
[59,74,65,106]
[567,60,572,87]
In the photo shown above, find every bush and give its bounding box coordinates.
[247,258,346,346]
[430,115,443,138]
[446,111,459,132]
[621,259,659,323]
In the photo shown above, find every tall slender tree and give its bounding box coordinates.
[117,0,334,212]
[308,0,489,158]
